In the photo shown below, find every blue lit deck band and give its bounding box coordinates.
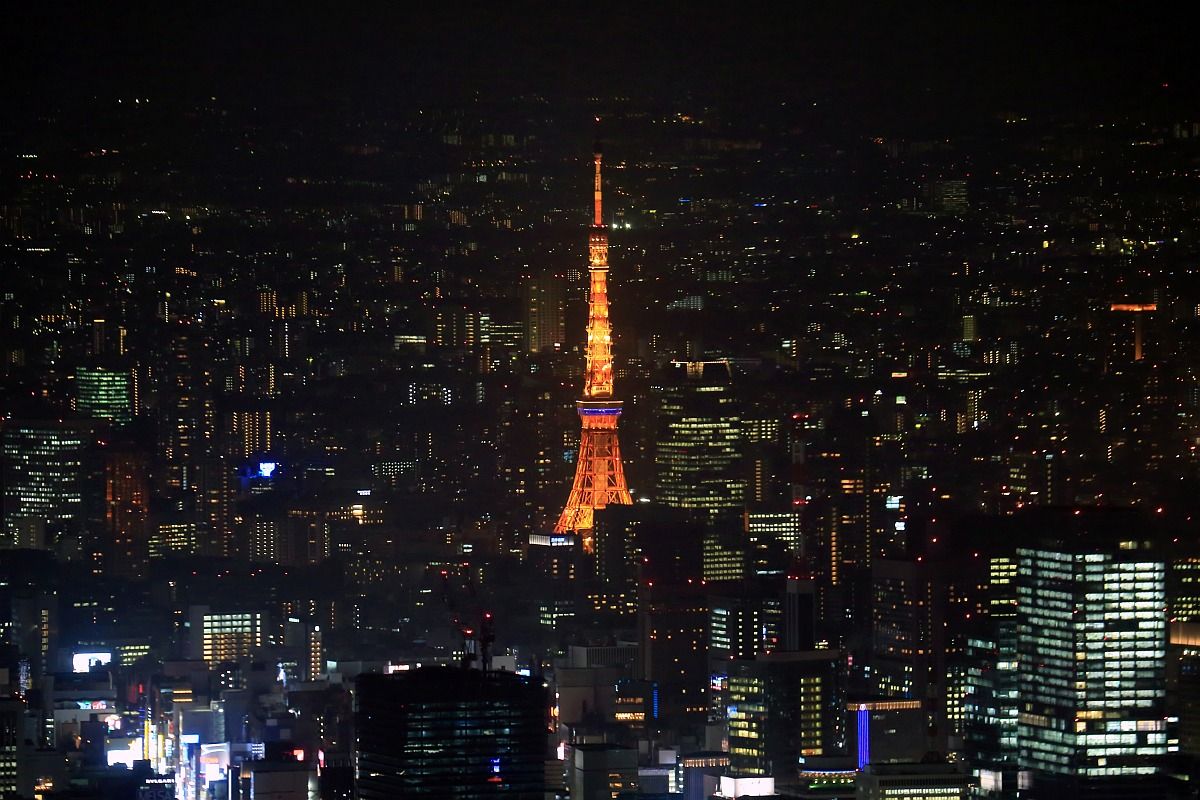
[576,401,623,416]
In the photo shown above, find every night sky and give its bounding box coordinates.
[4,4,1195,130]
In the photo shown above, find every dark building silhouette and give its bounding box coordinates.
[354,667,547,799]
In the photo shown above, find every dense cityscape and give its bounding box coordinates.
[2,7,1200,800]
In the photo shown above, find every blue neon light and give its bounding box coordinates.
[856,706,870,770]
[257,461,277,478]
[578,407,622,416]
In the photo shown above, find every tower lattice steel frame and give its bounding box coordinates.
[554,141,632,551]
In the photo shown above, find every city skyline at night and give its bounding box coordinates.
[2,7,1200,800]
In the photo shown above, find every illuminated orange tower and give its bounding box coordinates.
[554,139,632,551]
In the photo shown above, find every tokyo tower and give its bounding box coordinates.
[553,138,632,552]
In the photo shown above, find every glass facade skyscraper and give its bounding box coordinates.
[652,361,746,516]
[1016,543,1171,797]
[355,667,546,799]
[2,421,90,549]
[74,366,133,425]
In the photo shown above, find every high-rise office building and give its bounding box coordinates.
[74,366,133,425]
[871,557,944,700]
[258,287,278,317]
[709,577,815,665]
[189,608,266,665]
[930,179,968,213]
[963,554,1020,798]
[432,303,489,350]
[725,650,845,784]
[637,511,709,726]
[639,581,709,728]
[247,514,282,564]
[161,324,215,493]
[225,406,274,460]
[589,504,652,616]
[857,761,973,799]
[2,420,92,549]
[848,699,930,769]
[0,695,21,798]
[148,513,205,559]
[523,273,565,353]
[568,743,638,800]
[355,667,546,799]
[283,618,324,682]
[961,314,979,343]
[703,528,749,582]
[1017,536,1170,798]
[0,579,57,684]
[196,455,236,557]
[1167,623,1200,761]
[104,450,149,578]
[745,510,803,556]
[653,361,746,517]
[867,535,993,751]
[1170,551,1200,623]
[710,591,775,663]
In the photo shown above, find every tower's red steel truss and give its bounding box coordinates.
[554,144,632,551]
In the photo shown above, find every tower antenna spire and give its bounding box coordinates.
[593,118,603,228]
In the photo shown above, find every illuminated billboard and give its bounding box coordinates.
[73,652,113,672]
